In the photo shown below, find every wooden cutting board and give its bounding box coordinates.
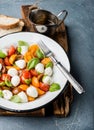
[0,5,73,117]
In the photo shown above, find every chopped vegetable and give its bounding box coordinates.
[36,49,45,59]
[0,50,6,58]
[0,90,3,97]
[9,54,17,64]
[8,45,16,56]
[46,61,53,68]
[10,95,21,103]
[27,58,40,70]
[32,76,40,88]
[49,83,61,92]
[39,82,50,92]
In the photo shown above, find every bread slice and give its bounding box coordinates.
[0,21,24,37]
[0,15,20,29]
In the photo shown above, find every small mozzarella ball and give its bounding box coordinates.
[8,68,18,77]
[42,76,52,85]
[44,67,53,76]
[18,91,28,103]
[11,75,20,87]
[21,46,28,55]
[0,63,2,71]
[35,63,44,73]
[15,60,26,69]
[3,90,13,100]
[2,48,8,56]
[26,86,38,98]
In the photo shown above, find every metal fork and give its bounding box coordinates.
[38,40,85,94]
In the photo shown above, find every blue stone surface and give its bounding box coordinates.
[0,0,94,130]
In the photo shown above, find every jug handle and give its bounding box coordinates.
[57,10,68,26]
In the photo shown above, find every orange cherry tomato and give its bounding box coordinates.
[4,57,11,66]
[8,45,16,56]
[32,76,40,88]
[39,82,50,92]
[18,84,29,91]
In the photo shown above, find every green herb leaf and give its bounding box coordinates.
[18,41,29,47]
[27,58,40,70]
[25,79,31,85]
[5,78,12,87]
[49,83,61,92]
[10,95,21,103]
[0,82,5,86]
[0,50,6,58]
[0,90,3,97]
[46,61,53,68]
[36,49,45,59]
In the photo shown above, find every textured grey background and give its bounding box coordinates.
[0,0,94,130]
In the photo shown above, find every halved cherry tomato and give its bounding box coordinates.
[32,76,39,88]
[1,74,11,81]
[30,69,38,76]
[4,57,11,66]
[39,82,50,92]
[18,84,29,91]
[20,70,31,84]
[8,45,16,56]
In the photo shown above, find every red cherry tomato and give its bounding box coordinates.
[39,82,50,92]
[20,70,31,84]
[8,45,16,56]
[1,74,11,81]
[30,69,38,76]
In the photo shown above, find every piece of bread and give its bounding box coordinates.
[0,15,20,29]
[0,20,24,37]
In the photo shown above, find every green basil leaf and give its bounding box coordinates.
[27,58,40,70]
[36,49,45,59]
[18,41,29,46]
[49,83,61,92]
[0,50,6,58]
[0,82,5,86]
[25,79,31,85]
[10,95,21,103]
[5,78,12,87]
[46,61,53,68]
[0,90,3,97]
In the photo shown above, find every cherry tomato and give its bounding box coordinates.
[4,57,11,66]
[30,69,38,76]
[1,74,11,81]
[32,76,39,88]
[20,70,31,84]
[8,45,16,56]
[39,82,50,92]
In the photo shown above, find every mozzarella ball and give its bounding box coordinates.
[35,63,44,73]
[11,75,20,87]
[0,63,2,71]
[26,86,38,98]
[44,67,53,76]
[18,91,28,103]
[15,60,26,69]
[3,90,13,100]
[21,46,28,55]
[42,76,52,85]
[8,68,18,77]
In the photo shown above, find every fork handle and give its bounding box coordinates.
[50,56,85,94]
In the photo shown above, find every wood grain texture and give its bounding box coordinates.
[0,5,73,117]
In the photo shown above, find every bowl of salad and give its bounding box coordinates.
[0,32,70,112]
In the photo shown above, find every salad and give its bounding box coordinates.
[0,41,61,103]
